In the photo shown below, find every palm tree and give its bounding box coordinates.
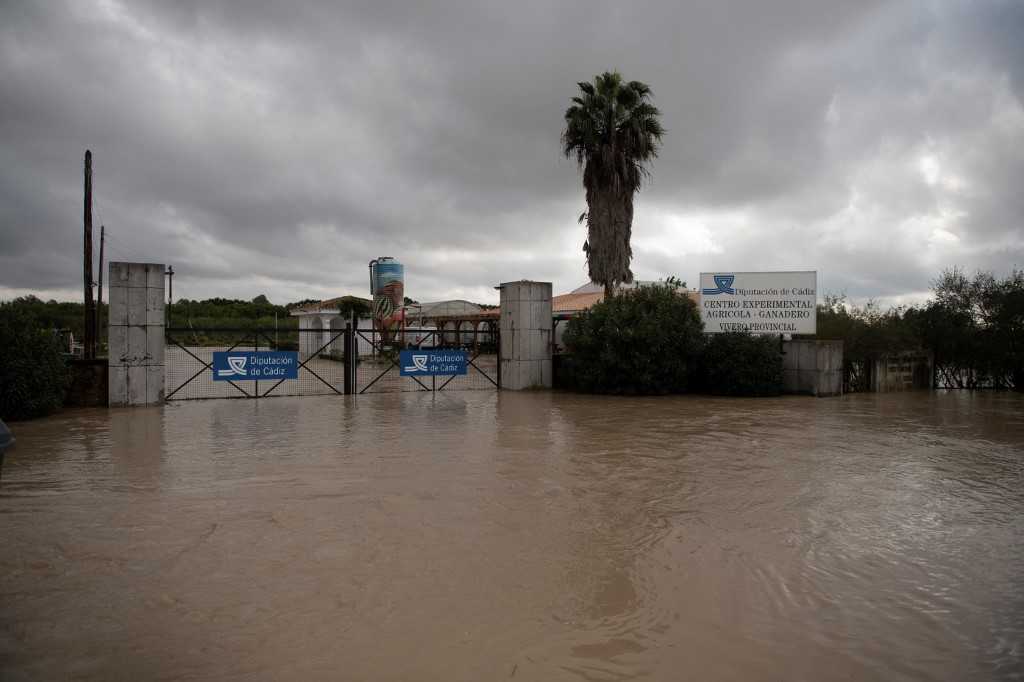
[562,71,664,299]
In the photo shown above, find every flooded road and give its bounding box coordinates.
[2,391,1023,680]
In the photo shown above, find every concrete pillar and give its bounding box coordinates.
[108,262,165,406]
[499,280,552,390]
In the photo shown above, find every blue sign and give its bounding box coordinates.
[399,349,468,376]
[212,351,299,381]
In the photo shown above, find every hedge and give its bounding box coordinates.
[560,284,785,397]
[561,281,704,394]
[699,332,783,396]
[0,302,69,420]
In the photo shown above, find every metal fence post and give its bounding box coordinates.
[496,326,501,389]
[254,330,259,399]
[343,323,353,395]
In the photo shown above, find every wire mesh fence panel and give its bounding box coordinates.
[164,329,346,400]
[164,326,500,400]
[354,327,499,394]
[262,354,345,397]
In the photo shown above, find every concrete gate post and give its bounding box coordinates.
[108,262,165,406]
[499,281,552,390]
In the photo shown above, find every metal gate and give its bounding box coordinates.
[164,325,500,400]
[354,326,499,394]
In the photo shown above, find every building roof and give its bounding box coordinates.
[553,291,604,314]
[569,281,657,295]
[409,300,485,318]
[553,286,701,315]
[289,295,370,315]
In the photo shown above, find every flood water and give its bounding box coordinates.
[2,391,1023,681]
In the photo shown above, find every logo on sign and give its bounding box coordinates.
[404,354,429,372]
[217,356,248,377]
[702,274,736,295]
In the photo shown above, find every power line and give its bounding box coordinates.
[103,241,148,267]
[103,232,148,263]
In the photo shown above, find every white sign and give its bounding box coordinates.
[699,271,817,334]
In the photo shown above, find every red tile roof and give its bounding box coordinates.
[552,289,699,314]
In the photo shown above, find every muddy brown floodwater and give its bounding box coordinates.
[1,392,1023,681]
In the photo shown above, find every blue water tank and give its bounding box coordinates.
[370,257,404,296]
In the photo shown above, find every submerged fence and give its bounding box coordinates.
[164,326,499,400]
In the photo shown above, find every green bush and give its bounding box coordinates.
[562,281,704,394]
[0,302,69,420]
[700,332,783,396]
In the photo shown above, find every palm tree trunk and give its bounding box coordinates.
[586,187,634,301]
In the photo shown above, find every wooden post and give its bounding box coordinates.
[83,150,96,359]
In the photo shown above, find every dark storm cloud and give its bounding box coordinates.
[1,0,1021,305]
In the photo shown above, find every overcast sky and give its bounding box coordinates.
[1,0,1021,306]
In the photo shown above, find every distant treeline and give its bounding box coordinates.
[165,297,295,347]
[0,296,105,340]
[166,295,370,347]
[810,268,1023,390]
[0,294,370,340]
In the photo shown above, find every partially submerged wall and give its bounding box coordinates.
[499,281,552,390]
[872,352,934,392]
[108,262,165,406]
[782,340,843,397]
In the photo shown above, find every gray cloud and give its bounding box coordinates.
[1,0,1021,306]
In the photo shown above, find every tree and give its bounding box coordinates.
[562,280,702,394]
[920,267,1024,389]
[562,71,664,299]
[0,302,69,420]
[252,294,270,305]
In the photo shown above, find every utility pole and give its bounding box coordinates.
[96,225,105,354]
[83,150,96,360]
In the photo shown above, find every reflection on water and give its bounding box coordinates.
[1,391,1022,680]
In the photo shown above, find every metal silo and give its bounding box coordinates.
[369,258,405,337]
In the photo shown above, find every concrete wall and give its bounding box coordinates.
[297,314,343,359]
[782,340,843,397]
[499,281,552,390]
[297,315,382,359]
[872,352,934,392]
[108,262,165,406]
